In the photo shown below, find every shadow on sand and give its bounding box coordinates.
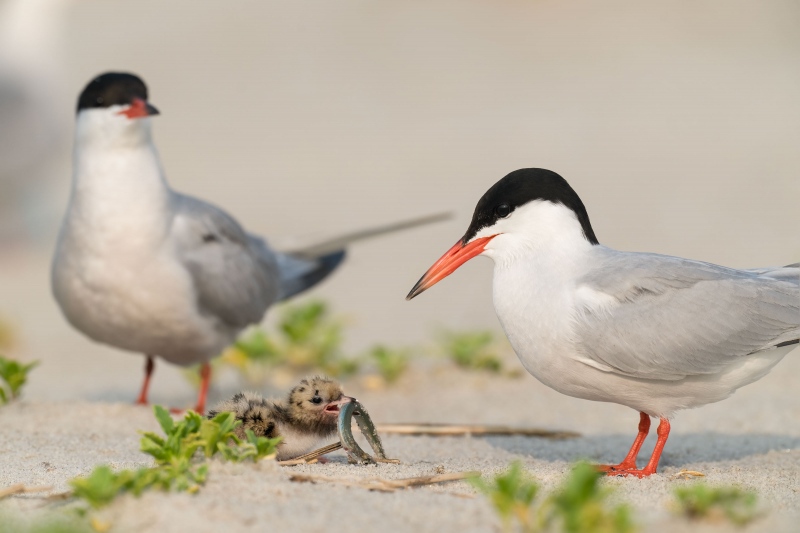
[480,432,800,468]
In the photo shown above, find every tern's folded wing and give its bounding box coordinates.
[170,194,280,329]
[574,251,800,380]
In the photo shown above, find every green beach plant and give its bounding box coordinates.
[219,300,359,382]
[0,355,37,405]
[541,462,634,533]
[441,330,504,373]
[471,462,635,533]
[70,406,281,509]
[0,512,92,533]
[470,462,539,531]
[673,483,759,526]
[366,345,410,385]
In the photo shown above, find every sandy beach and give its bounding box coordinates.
[1,1,799,531]
[1,354,800,532]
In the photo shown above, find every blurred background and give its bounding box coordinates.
[0,0,798,402]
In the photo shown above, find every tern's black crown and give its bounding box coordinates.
[77,72,148,113]
[462,168,599,245]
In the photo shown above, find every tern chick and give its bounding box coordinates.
[208,376,352,461]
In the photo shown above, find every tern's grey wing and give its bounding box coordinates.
[575,250,800,380]
[171,194,280,329]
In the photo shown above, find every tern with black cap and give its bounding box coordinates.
[52,72,447,413]
[407,168,799,477]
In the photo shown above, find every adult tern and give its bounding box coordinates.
[407,168,799,477]
[52,72,446,413]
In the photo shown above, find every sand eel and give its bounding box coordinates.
[208,376,352,461]
[51,72,446,413]
[407,168,799,477]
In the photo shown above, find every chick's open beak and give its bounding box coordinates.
[406,235,497,300]
[324,395,354,415]
[118,97,160,119]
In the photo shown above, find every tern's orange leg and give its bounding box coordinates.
[194,362,211,415]
[607,418,671,478]
[135,356,155,405]
[597,412,651,472]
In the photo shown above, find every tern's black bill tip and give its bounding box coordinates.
[405,274,429,300]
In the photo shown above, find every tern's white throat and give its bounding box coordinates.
[66,108,169,251]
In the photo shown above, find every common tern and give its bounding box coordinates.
[52,72,446,413]
[407,168,799,477]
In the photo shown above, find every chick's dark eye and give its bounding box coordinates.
[495,204,511,218]
[310,396,323,405]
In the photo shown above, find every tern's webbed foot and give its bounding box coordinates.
[604,467,657,478]
[595,461,637,473]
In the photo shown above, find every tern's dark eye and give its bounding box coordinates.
[495,204,511,218]
[310,396,323,405]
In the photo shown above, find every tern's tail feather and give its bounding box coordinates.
[285,212,451,260]
[276,249,347,301]
[276,212,451,301]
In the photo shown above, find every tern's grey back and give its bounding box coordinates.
[170,194,281,330]
[575,248,800,380]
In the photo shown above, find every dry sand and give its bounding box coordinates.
[1,1,799,532]
[1,354,799,532]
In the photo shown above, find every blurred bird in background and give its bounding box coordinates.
[0,0,70,243]
[52,72,446,413]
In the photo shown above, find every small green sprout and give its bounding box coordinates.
[70,406,281,509]
[141,406,279,464]
[542,462,634,533]
[673,483,759,526]
[239,429,282,462]
[212,300,359,386]
[69,465,138,509]
[277,300,358,376]
[0,355,38,405]
[470,462,539,531]
[441,330,504,373]
[234,328,281,364]
[472,462,635,533]
[0,511,92,533]
[366,345,410,384]
[0,318,14,351]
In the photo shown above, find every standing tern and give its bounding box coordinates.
[52,72,447,413]
[407,168,799,477]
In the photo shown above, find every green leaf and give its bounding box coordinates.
[0,355,37,401]
[674,483,758,525]
[153,405,174,434]
[140,434,169,462]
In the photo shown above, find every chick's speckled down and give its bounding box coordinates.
[208,376,347,460]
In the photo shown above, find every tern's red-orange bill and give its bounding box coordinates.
[406,235,497,300]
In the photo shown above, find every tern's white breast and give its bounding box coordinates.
[52,136,228,364]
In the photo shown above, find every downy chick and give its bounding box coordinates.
[208,376,352,461]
